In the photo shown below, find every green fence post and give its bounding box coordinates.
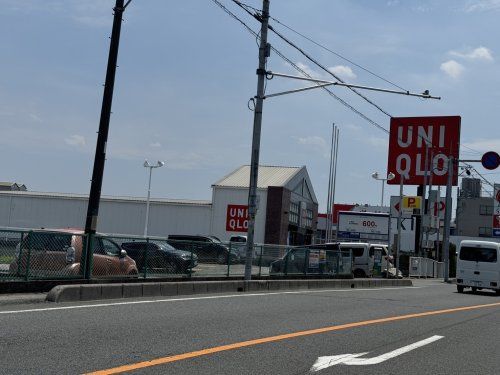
[16,231,25,278]
[284,249,289,276]
[226,242,231,277]
[88,234,95,280]
[304,249,309,276]
[336,251,340,277]
[258,245,263,277]
[188,247,193,278]
[24,231,33,282]
[143,237,149,279]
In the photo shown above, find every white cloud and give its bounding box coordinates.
[293,135,329,159]
[150,142,162,148]
[450,46,494,61]
[29,113,42,123]
[295,62,322,78]
[440,60,465,79]
[328,65,357,80]
[463,0,500,12]
[65,134,86,147]
[462,138,500,153]
[365,136,388,149]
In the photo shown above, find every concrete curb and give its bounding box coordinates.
[46,278,413,303]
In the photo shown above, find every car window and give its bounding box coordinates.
[369,246,385,257]
[26,232,72,251]
[460,246,498,263]
[102,239,121,256]
[348,247,364,258]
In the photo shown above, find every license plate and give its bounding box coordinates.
[471,280,482,287]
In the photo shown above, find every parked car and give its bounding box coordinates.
[167,235,240,264]
[339,242,393,278]
[121,241,197,274]
[9,229,138,278]
[270,243,343,275]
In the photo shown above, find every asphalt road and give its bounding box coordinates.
[0,280,499,374]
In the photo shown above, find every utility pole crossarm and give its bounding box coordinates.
[263,71,441,100]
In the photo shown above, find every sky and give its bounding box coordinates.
[0,0,499,212]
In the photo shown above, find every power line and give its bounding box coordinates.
[241,5,409,92]
[210,0,389,134]
[232,0,394,118]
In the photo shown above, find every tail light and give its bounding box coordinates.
[66,246,76,263]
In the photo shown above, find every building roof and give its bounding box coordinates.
[212,165,303,189]
[0,190,211,206]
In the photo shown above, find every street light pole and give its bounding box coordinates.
[372,172,395,207]
[143,160,164,237]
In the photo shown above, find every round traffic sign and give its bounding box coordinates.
[481,151,500,170]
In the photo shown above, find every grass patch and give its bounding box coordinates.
[0,255,14,264]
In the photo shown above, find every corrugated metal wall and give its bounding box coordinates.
[0,193,211,237]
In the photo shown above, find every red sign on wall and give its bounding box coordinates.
[226,204,249,232]
[387,116,461,186]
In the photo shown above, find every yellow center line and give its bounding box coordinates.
[86,301,500,375]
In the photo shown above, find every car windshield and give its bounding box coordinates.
[158,243,179,252]
[459,246,498,263]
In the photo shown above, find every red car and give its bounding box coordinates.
[9,229,138,278]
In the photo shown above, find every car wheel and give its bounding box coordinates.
[217,253,226,264]
[495,289,500,296]
[457,285,464,293]
[471,287,477,293]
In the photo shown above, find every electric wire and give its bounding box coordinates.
[236,0,408,92]
[232,0,394,118]
[211,0,389,133]
[216,0,486,162]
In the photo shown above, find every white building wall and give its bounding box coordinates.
[211,187,267,243]
[0,193,211,237]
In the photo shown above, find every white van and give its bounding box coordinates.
[339,242,392,278]
[456,240,500,295]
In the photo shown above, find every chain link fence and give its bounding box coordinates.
[0,228,353,281]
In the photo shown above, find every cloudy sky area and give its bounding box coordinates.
[0,0,498,210]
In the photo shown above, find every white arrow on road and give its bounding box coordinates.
[311,335,444,372]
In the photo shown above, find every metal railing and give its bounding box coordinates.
[0,228,354,282]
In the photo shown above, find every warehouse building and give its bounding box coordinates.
[0,165,318,246]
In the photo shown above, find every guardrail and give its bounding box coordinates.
[0,228,353,282]
[409,257,443,278]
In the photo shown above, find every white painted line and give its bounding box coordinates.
[311,335,444,371]
[0,286,422,315]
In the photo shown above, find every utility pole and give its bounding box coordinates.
[331,126,339,240]
[244,0,270,281]
[83,0,128,279]
[442,156,454,282]
[396,176,404,275]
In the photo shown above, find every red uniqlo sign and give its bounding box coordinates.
[226,204,249,232]
[387,116,461,186]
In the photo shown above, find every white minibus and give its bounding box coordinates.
[456,240,500,295]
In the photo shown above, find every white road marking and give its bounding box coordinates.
[310,335,444,371]
[0,286,421,315]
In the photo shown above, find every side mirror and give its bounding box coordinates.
[120,249,127,258]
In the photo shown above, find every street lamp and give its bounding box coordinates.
[371,172,395,207]
[143,160,164,237]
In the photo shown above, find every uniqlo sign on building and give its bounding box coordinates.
[387,116,461,186]
[226,204,249,232]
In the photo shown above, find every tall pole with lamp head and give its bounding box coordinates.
[143,160,164,237]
